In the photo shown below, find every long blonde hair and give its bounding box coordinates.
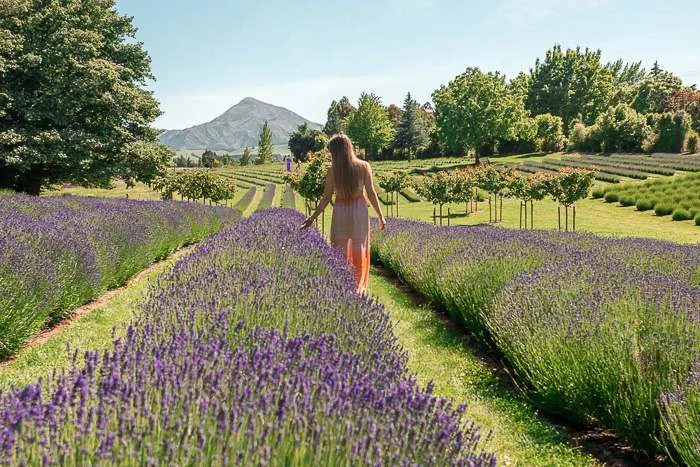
[328,134,363,199]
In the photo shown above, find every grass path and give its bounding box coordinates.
[370,268,599,466]
[0,248,189,389]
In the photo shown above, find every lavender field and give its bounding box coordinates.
[0,194,238,360]
[372,218,700,464]
[0,210,495,465]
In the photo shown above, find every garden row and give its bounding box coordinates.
[0,210,495,465]
[372,219,700,465]
[593,173,700,225]
[0,194,238,360]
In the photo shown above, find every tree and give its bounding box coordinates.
[240,147,252,166]
[323,96,356,135]
[0,0,170,194]
[475,165,514,223]
[545,167,595,232]
[393,93,429,160]
[414,172,453,225]
[288,123,327,162]
[534,114,566,151]
[449,169,476,215]
[654,111,692,153]
[255,121,273,164]
[386,104,402,129]
[508,172,550,229]
[346,93,395,159]
[433,67,525,163]
[632,66,683,114]
[663,87,700,133]
[526,45,614,129]
[284,150,330,229]
[201,149,218,168]
[377,171,408,217]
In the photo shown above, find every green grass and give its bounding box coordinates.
[0,251,186,389]
[369,270,597,466]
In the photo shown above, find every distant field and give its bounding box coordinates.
[172,144,291,161]
[47,154,700,244]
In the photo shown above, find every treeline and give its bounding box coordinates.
[294,45,700,162]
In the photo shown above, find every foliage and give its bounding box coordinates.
[240,147,253,166]
[533,114,566,151]
[200,149,219,168]
[414,172,453,210]
[632,66,683,114]
[152,170,236,203]
[386,103,402,129]
[687,131,699,153]
[346,93,395,159]
[433,67,525,162]
[378,171,409,194]
[322,96,356,135]
[255,121,273,165]
[392,93,430,160]
[654,111,692,153]
[548,167,595,207]
[0,210,495,465]
[283,150,329,203]
[0,194,236,360]
[0,0,170,194]
[288,123,327,162]
[664,87,700,132]
[526,45,614,128]
[372,217,700,458]
[593,104,654,153]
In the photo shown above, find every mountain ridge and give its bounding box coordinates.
[159,97,322,151]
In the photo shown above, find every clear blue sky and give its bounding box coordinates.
[115,0,700,130]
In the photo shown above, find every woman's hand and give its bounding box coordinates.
[300,216,315,230]
[378,216,387,230]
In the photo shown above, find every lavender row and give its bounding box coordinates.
[0,194,238,360]
[372,218,700,462]
[0,209,495,466]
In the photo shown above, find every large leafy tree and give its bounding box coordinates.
[255,120,273,164]
[322,96,355,135]
[346,93,395,159]
[526,45,614,129]
[632,64,683,114]
[432,67,525,163]
[0,0,170,194]
[392,92,428,160]
[288,122,327,162]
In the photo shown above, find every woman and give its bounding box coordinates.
[301,134,386,293]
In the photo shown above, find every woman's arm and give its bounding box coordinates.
[300,168,334,229]
[363,162,387,230]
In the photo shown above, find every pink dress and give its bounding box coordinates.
[331,192,370,293]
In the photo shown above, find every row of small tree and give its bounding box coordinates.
[151,170,237,205]
[415,166,595,231]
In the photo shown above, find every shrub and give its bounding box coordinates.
[655,111,692,153]
[654,203,674,216]
[594,104,653,153]
[635,199,654,211]
[591,187,606,199]
[604,192,620,203]
[696,213,700,225]
[619,196,636,207]
[686,130,699,153]
[534,113,567,151]
[671,208,692,221]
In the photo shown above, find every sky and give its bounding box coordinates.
[115,0,700,130]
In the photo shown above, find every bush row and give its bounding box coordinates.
[232,187,257,213]
[372,218,700,464]
[0,210,495,465]
[254,183,277,212]
[0,194,238,360]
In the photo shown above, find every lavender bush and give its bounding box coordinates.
[372,218,700,459]
[0,209,495,466]
[0,194,238,360]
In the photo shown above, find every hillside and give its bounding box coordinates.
[159,97,321,151]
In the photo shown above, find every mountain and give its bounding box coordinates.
[159,97,322,151]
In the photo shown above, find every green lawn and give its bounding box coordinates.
[370,270,598,466]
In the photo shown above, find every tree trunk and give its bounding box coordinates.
[488,196,492,223]
[573,205,576,232]
[499,196,503,222]
[433,207,436,225]
[565,206,569,232]
[447,207,451,226]
[439,204,443,226]
[474,147,480,165]
[557,206,561,231]
[530,200,534,230]
[396,191,399,218]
